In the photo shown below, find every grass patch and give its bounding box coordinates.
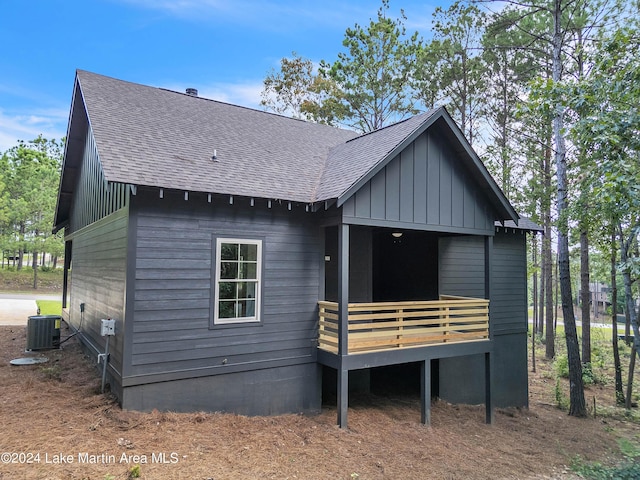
[571,456,640,479]
[36,299,62,315]
[570,432,640,479]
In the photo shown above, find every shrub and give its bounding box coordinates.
[554,355,569,378]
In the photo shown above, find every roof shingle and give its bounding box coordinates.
[77,70,358,203]
[69,70,517,225]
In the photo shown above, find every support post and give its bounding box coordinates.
[338,224,349,356]
[421,359,431,425]
[338,368,349,428]
[485,351,494,424]
[337,224,350,428]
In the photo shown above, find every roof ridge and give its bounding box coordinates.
[77,69,355,135]
[314,109,442,203]
[344,110,436,144]
[156,86,353,132]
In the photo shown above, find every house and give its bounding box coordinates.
[54,70,539,428]
[579,282,611,318]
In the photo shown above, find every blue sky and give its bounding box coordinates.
[0,0,452,152]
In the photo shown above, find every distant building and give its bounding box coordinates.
[580,282,611,317]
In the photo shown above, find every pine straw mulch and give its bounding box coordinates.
[0,325,638,480]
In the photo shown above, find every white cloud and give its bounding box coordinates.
[199,82,264,108]
[114,0,369,32]
[0,108,68,153]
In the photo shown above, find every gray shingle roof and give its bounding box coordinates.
[67,71,517,225]
[496,218,543,232]
[77,70,358,203]
[317,111,438,202]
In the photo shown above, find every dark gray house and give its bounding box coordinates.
[54,70,537,428]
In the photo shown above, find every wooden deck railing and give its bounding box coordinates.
[318,295,489,354]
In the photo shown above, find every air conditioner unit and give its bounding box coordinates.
[26,315,61,351]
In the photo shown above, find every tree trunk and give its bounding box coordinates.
[32,251,38,290]
[552,0,585,417]
[544,216,554,359]
[618,226,640,356]
[538,243,545,336]
[17,222,25,270]
[611,227,624,405]
[533,235,539,334]
[580,230,591,364]
[627,348,636,409]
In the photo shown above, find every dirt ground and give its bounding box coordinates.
[0,325,638,480]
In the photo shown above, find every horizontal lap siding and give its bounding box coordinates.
[491,230,529,407]
[69,208,128,380]
[492,230,527,334]
[438,236,485,298]
[129,193,320,380]
[343,130,494,235]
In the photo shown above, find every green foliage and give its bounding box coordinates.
[571,455,640,480]
[0,267,63,291]
[581,363,598,386]
[0,136,64,288]
[260,52,321,121]
[555,355,570,378]
[555,378,569,410]
[617,438,640,459]
[317,0,418,132]
[128,464,141,479]
[556,349,609,385]
[415,1,487,145]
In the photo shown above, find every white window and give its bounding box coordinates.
[214,238,262,324]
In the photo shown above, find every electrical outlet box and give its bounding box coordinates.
[100,318,116,336]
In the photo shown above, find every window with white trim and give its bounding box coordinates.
[214,238,262,324]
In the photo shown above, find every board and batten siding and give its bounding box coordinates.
[67,207,129,395]
[68,129,129,234]
[341,130,495,235]
[126,191,321,385]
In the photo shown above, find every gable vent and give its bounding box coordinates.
[185,88,198,96]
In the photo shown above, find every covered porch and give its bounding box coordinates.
[318,224,495,428]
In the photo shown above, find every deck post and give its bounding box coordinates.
[420,359,431,425]
[337,224,350,428]
[485,234,494,425]
[337,368,349,428]
[485,351,494,424]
